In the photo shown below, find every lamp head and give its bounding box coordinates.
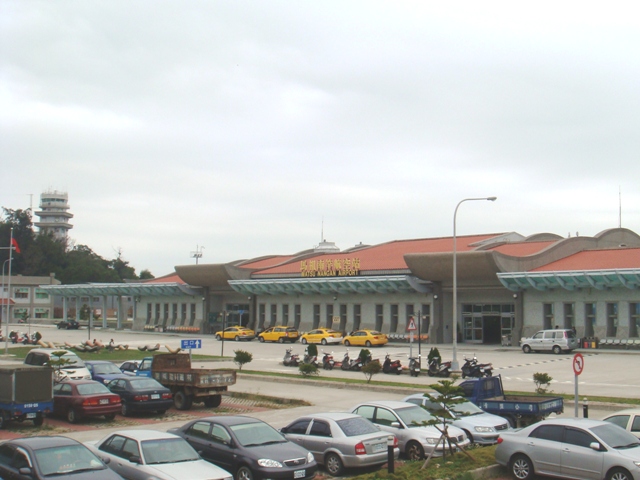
[487,196,497,201]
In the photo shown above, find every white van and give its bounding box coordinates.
[23,348,91,381]
[520,329,579,354]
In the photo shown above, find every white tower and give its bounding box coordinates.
[34,190,74,241]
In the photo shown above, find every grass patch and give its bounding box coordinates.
[227,391,311,407]
[5,346,223,362]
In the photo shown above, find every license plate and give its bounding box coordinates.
[151,394,160,400]
[293,469,305,479]
[100,398,109,404]
[26,413,36,419]
[373,443,386,452]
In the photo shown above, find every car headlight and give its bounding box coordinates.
[257,459,283,468]
[425,438,438,444]
[307,452,314,463]
[474,426,494,433]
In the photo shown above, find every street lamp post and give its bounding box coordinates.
[452,196,497,372]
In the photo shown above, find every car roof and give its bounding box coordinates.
[198,415,263,426]
[85,360,114,365]
[299,412,362,421]
[27,348,72,354]
[354,400,417,409]
[107,429,180,441]
[532,418,611,428]
[59,379,104,386]
[10,436,80,449]
[603,408,640,416]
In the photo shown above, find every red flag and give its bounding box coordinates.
[11,237,20,254]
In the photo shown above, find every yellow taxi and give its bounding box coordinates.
[342,329,388,347]
[300,328,343,345]
[215,326,256,341]
[258,326,300,343]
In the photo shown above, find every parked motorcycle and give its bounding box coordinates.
[382,353,403,375]
[321,350,335,370]
[408,354,421,377]
[9,331,38,345]
[282,348,300,367]
[340,349,363,371]
[461,354,493,378]
[427,356,451,377]
[302,347,318,367]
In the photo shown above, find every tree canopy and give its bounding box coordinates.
[1,207,154,283]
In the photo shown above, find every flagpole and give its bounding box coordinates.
[4,228,14,356]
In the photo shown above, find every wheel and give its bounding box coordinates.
[325,452,344,476]
[301,338,307,344]
[522,345,532,354]
[57,324,62,329]
[552,345,562,355]
[0,411,8,429]
[216,334,222,340]
[234,336,240,342]
[156,410,167,415]
[67,408,79,424]
[405,440,424,461]
[344,340,351,346]
[174,391,193,410]
[33,415,44,427]
[259,336,265,342]
[607,467,633,480]
[365,341,372,347]
[510,454,534,480]
[321,338,327,345]
[204,395,222,408]
[121,402,131,417]
[278,337,284,343]
[236,465,254,480]
[104,413,116,421]
[462,429,474,444]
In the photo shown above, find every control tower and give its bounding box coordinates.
[34,190,74,241]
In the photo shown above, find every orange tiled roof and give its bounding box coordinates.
[532,248,640,272]
[252,234,503,275]
[143,272,186,284]
[239,255,298,269]
[489,241,557,257]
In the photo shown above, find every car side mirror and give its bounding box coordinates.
[129,456,142,464]
[391,422,401,428]
[101,457,111,464]
[589,442,603,451]
[19,467,32,475]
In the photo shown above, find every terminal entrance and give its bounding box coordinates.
[462,304,514,344]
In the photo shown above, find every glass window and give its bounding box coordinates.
[605,415,629,429]
[286,419,311,435]
[530,425,563,442]
[353,405,375,422]
[337,417,379,436]
[632,416,640,434]
[35,288,49,300]
[374,408,398,427]
[309,420,332,437]
[564,428,596,448]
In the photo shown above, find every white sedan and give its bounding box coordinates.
[85,429,233,480]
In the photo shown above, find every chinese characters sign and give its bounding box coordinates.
[300,258,361,277]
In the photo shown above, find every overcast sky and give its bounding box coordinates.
[2,1,639,277]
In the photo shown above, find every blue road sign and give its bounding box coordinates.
[181,339,202,350]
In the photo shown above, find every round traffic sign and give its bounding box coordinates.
[573,352,585,376]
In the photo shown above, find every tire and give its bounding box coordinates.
[405,440,424,461]
[259,336,265,342]
[204,395,222,408]
[67,408,79,424]
[33,415,44,427]
[462,429,474,444]
[236,465,254,480]
[0,411,7,429]
[344,340,351,346]
[216,334,222,341]
[174,391,193,410]
[607,467,633,480]
[104,413,116,421]
[301,338,307,344]
[522,345,532,354]
[321,338,327,345]
[278,337,284,343]
[156,410,167,415]
[325,452,344,477]
[57,324,62,329]
[121,402,131,417]
[552,345,562,355]
[510,454,534,480]
[234,336,240,342]
[365,341,372,347]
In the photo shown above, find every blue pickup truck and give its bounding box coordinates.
[459,374,564,428]
[0,365,54,429]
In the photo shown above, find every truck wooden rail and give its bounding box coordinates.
[136,353,236,410]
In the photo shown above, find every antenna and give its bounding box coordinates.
[619,186,622,228]
[190,245,204,264]
[321,216,324,242]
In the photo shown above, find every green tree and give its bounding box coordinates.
[533,372,553,394]
[139,269,155,280]
[298,362,319,377]
[362,358,381,383]
[233,350,253,370]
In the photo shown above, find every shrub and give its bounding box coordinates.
[233,350,253,371]
[362,359,381,383]
[298,362,319,377]
[533,372,553,394]
[306,343,318,357]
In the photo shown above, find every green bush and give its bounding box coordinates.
[362,359,381,383]
[533,372,553,394]
[233,350,253,371]
[298,362,319,377]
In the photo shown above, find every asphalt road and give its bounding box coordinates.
[1,323,637,445]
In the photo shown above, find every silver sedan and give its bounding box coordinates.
[85,429,233,480]
[281,412,399,476]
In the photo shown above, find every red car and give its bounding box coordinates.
[52,379,122,423]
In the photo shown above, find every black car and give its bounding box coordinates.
[168,415,317,480]
[0,435,122,480]
[57,320,80,330]
[106,377,173,416]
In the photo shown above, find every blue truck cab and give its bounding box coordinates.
[0,365,54,429]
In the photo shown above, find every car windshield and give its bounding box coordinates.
[129,378,164,389]
[77,383,111,395]
[54,354,85,369]
[142,438,200,464]
[450,400,484,417]
[591,424,640,449]
[34,444,106,476]
[231,422,286,446]
[395,405,436,427]
[92,363,122,375]
[337,417,379,436]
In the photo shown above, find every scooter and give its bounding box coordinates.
[340,350,363,371]
[382,353,403,375]
[427,356,452,377]
[408,354,421,377]
[461,354,493,378]
[282,348,300,367]
[321,350,335,370]
[302,347,318,367]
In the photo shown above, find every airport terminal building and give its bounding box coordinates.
[41,227,640,345]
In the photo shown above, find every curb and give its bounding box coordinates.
[469,464,505,479]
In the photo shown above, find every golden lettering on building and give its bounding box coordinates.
[300,257,360,277]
